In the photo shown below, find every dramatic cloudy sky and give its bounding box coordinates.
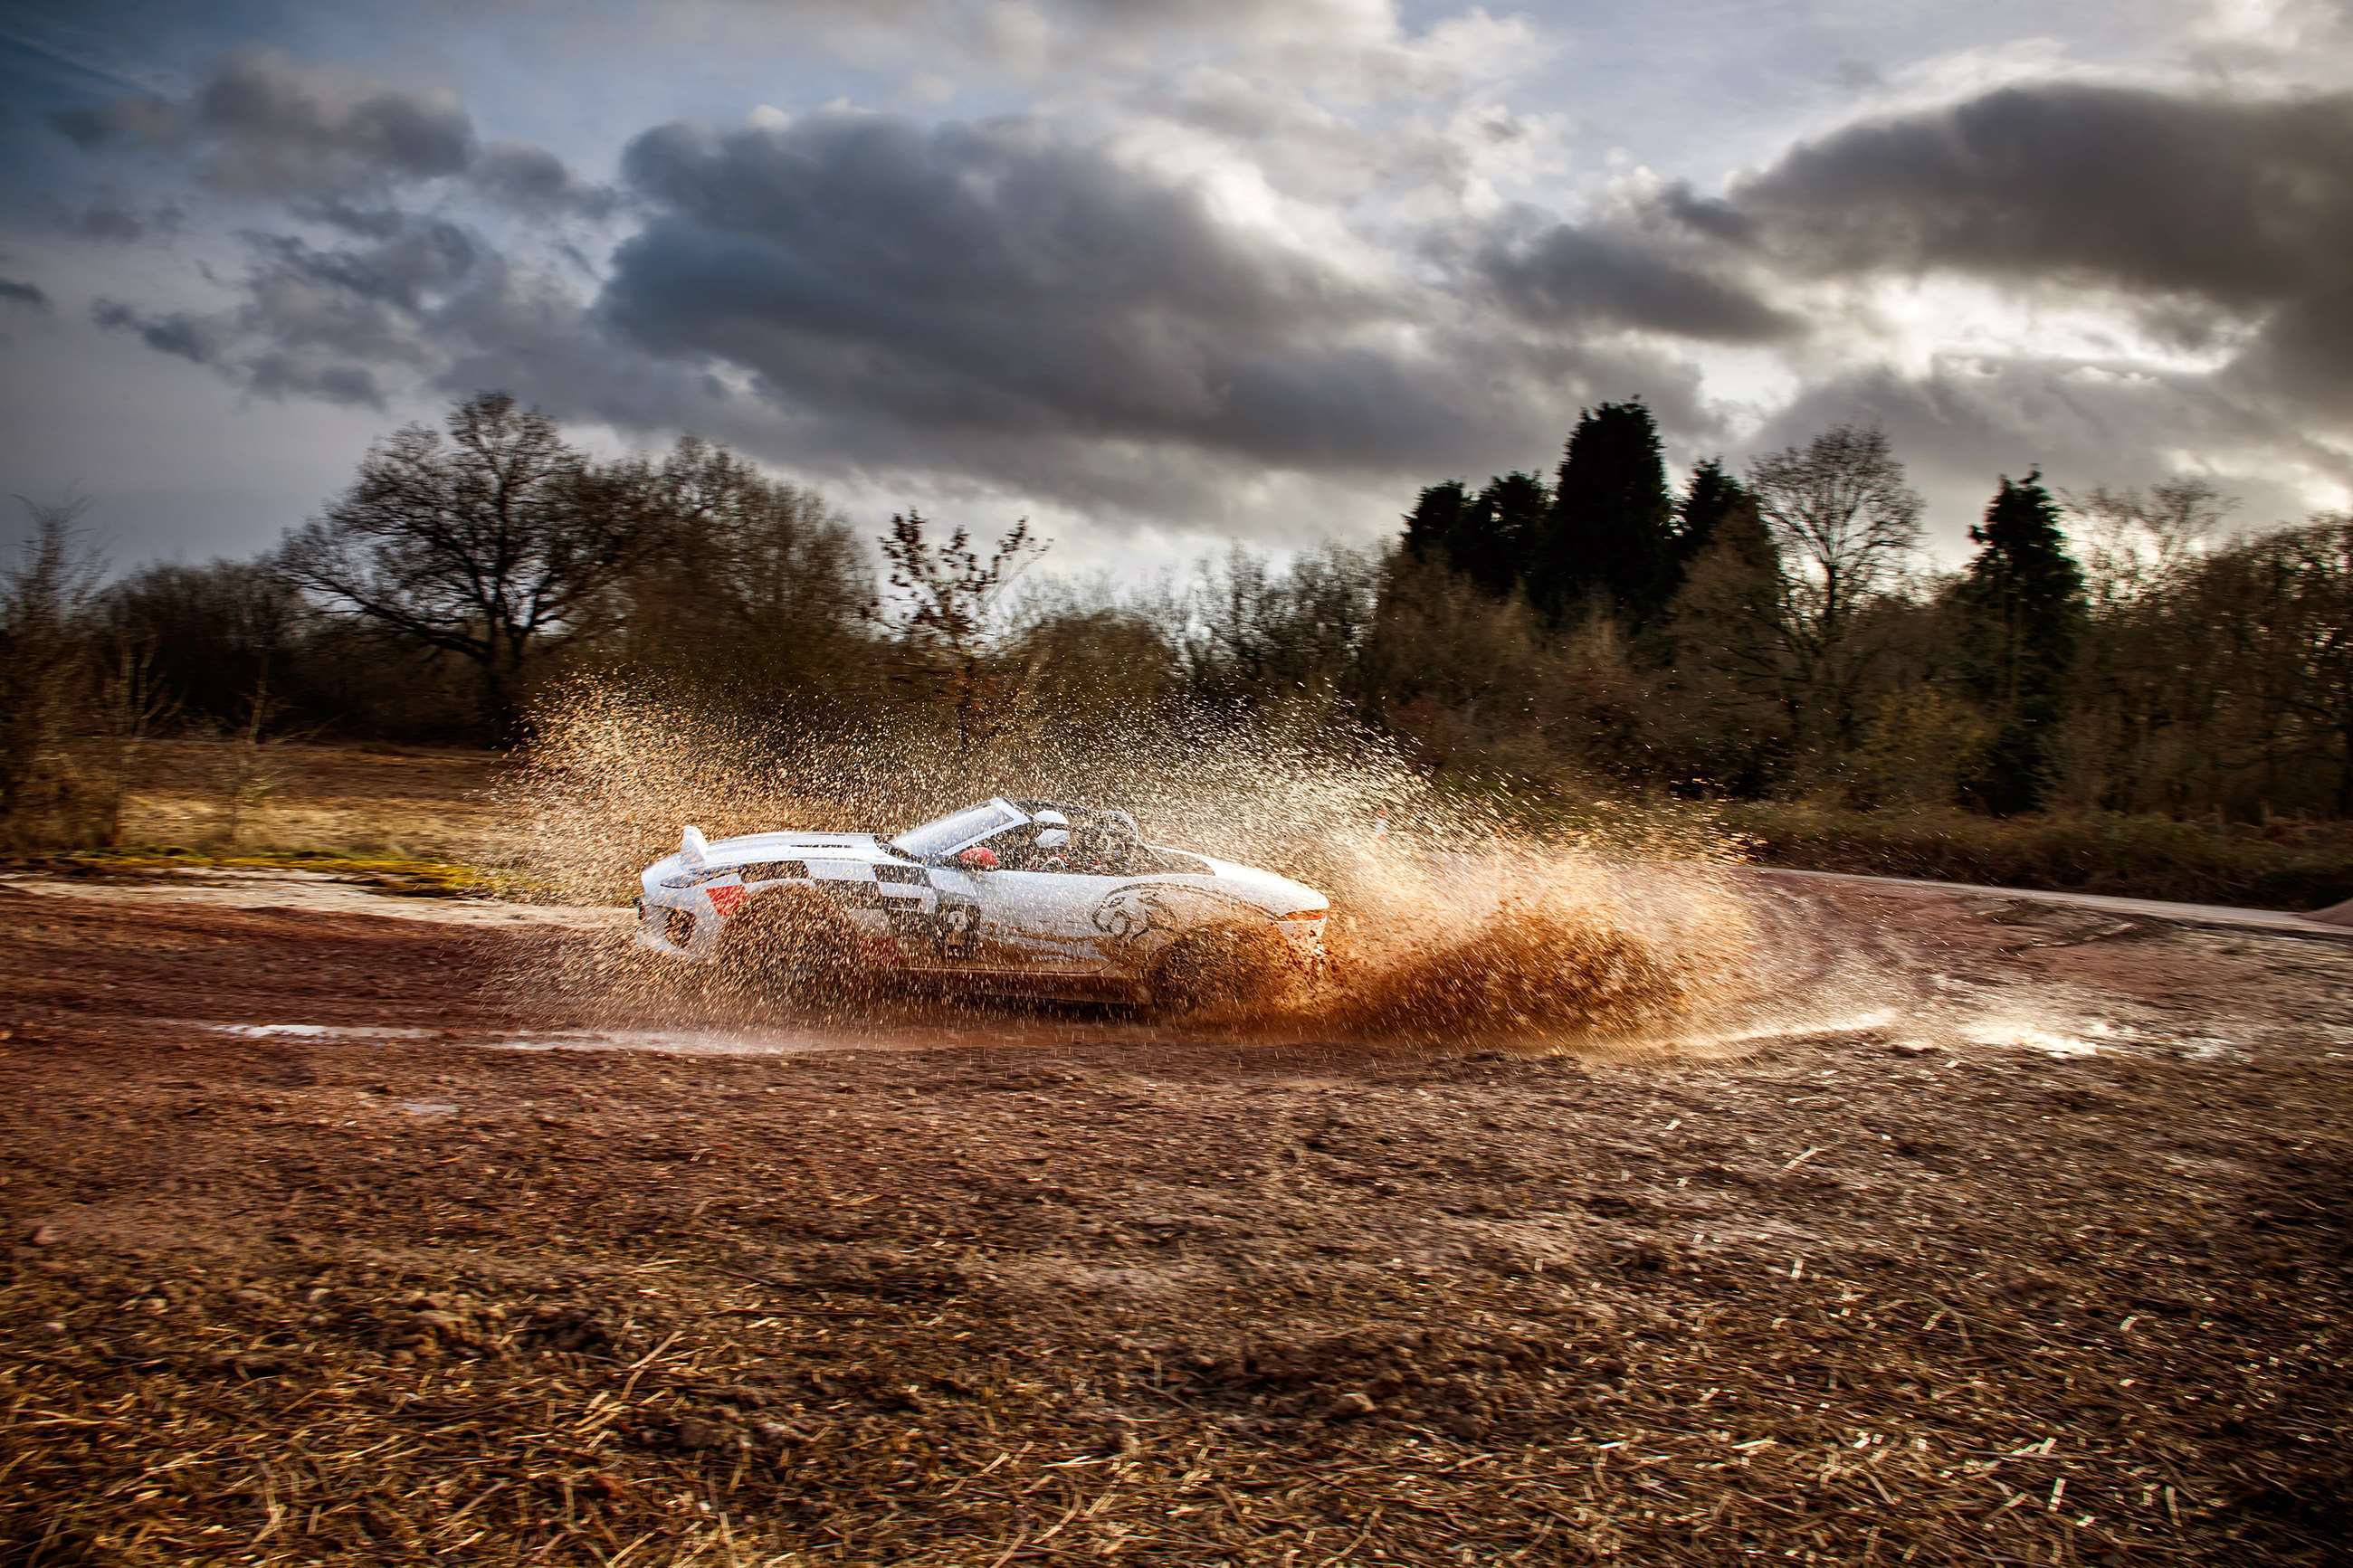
[3,0,2349,571]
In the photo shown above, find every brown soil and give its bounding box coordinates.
[2,874,2349,1565]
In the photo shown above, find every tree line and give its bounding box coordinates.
[1384,404,2349,819]
[5,389,2350,848]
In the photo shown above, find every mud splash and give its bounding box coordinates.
[1309,850,1758,1046]
[504,679,1771,1050]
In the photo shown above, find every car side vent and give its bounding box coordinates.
[738,860,809,882]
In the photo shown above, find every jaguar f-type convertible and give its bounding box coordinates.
[634,798,1329,1003]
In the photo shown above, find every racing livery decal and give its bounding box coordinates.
[633,800,1328,997]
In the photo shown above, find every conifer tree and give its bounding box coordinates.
[1402,474,1547,600]
[1402,481,1471,565]
[1674,458,1752,566]
[1462,470,1549,600]
[1529,401,1677,627]
[1957,470,2088,813]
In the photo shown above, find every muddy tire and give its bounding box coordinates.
[719,886,865,1001]
[1146,923,1301,1015]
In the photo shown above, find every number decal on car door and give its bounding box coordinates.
[934,899,980,961]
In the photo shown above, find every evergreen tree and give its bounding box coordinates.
[1529,400,1678,627]
[1402,481,1471,565]
[1401,474,1546,600]
[1674,458,1752,566]
[1462,470,1548,600]
[1957,470,2088,813]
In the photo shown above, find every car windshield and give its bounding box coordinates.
[890,800,1024,860]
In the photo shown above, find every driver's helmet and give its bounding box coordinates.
[1032,809,1070,839]
[1035,827,1072,851]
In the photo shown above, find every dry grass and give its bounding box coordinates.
[103,737,510,863]
[5,846,523,898]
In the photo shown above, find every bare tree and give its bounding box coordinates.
[1182,544,1378,710]
[2206,516,2353,814]
[2053,479,2236,812]
[215,665,286,848]
[277,392,653,738]
[0,498,103,826]
[90,637,176,846]
[606,437,874,707]
[2065,476,2233,605]
[1746,424,1924,756]
[876,512,1046,756]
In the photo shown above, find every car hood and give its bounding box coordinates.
[1192,856,1328,916]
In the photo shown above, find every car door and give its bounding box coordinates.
[976,869,1129,973]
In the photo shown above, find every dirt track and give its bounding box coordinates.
[2,872,2350,1565]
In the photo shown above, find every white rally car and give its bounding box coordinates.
[634,797,1329,1003]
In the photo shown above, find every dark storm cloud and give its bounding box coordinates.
[1474,215,1799,343]
[51,52,471,198]
[1654,182,1753,245]
[50,94,181,150]
[2235,280,2353,418]
[73,199,160,242]
[50,52,601,220]
[91,298,221,361]
[595,111,1584,476]
[0,277,50,309]
[87,212,489,407]
[1733,82,2353,304]
[191,50,473,193]
[470,142,617,220]
[1724,81,2353,413]
[243,353,386,407]
[287,198,413,238]
[245,218,481,313]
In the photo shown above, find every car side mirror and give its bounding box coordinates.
[958,846,999,872]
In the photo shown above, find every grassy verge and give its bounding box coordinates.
[0,846,543,901]
[1721,802,2353,911]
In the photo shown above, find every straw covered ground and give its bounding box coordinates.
[0,872,2348,1565]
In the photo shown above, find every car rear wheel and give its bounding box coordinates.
[719,887,865,1001]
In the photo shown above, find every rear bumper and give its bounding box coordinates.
[634,893,710,957]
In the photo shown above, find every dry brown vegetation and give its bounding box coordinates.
[1,876,2348,1564]
[96,738,510,862]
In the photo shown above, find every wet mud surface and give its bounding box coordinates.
[2,877,2350,1564]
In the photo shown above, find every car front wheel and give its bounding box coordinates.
[1145,923,1307,1015]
